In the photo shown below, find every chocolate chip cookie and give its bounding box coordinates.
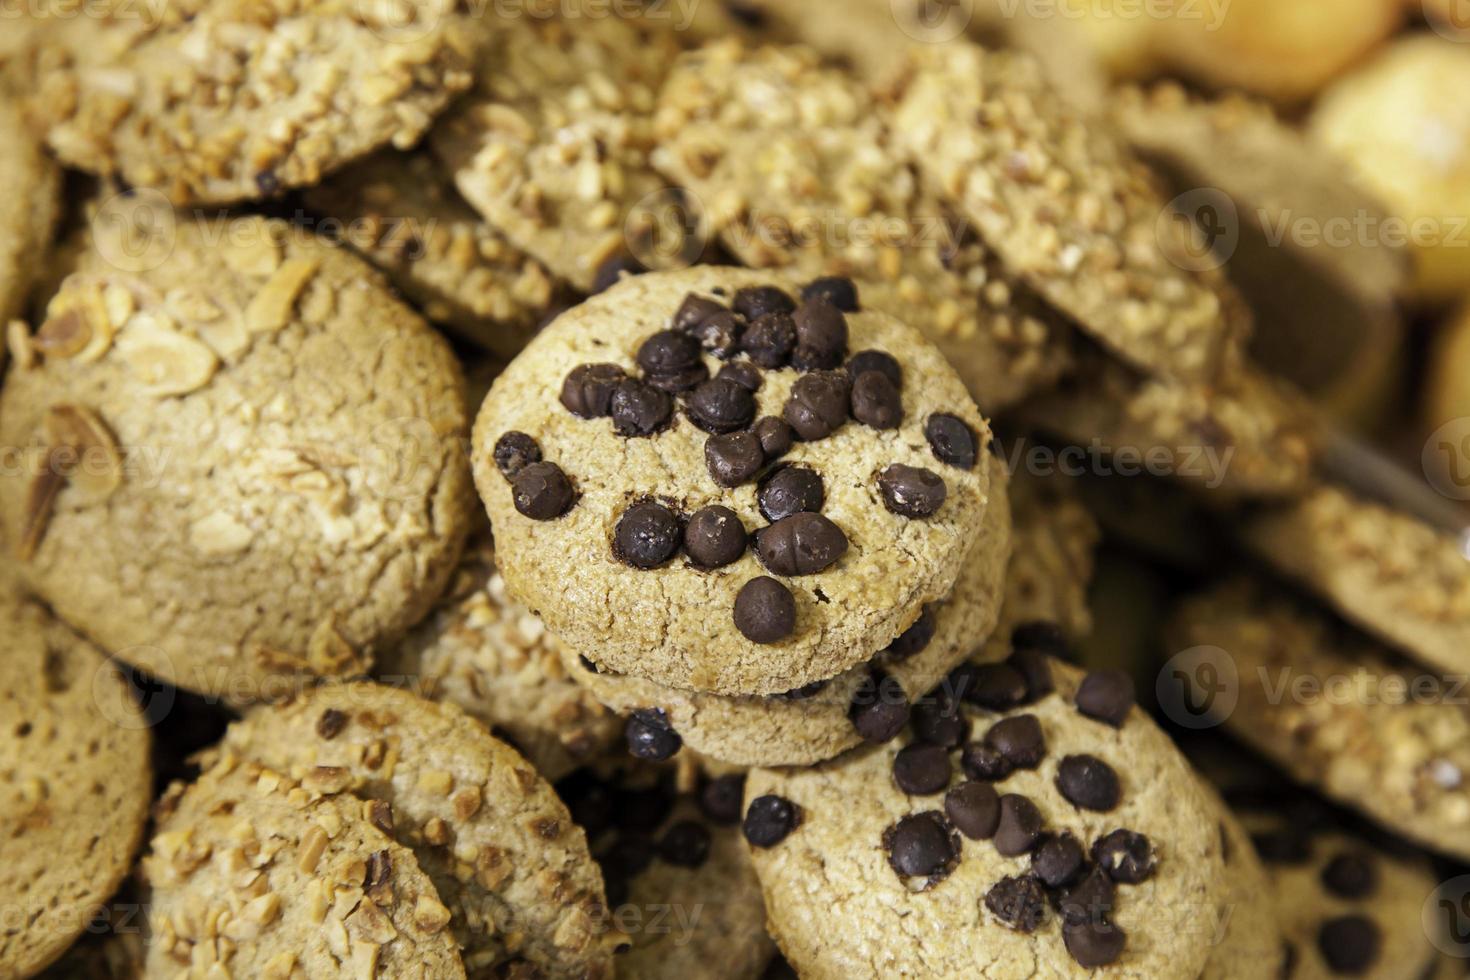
[0,199,475,702]
[474,267,996,696]
[744,658,1236,977]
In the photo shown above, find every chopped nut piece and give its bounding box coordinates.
[41,404,123,504]
[245,258,321,334]
[345,897,397,945]
[417,770,454,797]
[297,825,328,873]
[423,817,451,846]
[113,311,220,397]
[452,786,482,821]
[414,894,453,934]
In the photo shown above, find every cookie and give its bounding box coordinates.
[213,681,617,979]
[1243,484,1470,678]
[892,42,1245,385]
[560,455,1012,767]
[0,199,475,702]
[744,658,1235,978]
[305,148,559,358]
[0,592,153,979]
[650,39,1075,414]
[558,763,776,980]
[0,94,61,329]
[27,0,475,204]
[432,11,680,292]
[1073,471,1219,573]
[1168,580,1470,861]
[474,266,996,696]
[377,527,624,782]
[144,756,467,978]
[1200,792,1286,980]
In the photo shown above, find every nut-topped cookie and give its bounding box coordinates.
[144,756,467,979]
[743,658,1235,978]
[474,267,996,696]
[0,199,475,702]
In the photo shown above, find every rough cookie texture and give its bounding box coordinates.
[561,456,1012,767]
[474,267,994,696]
[27,0,476,204]
[144,757,467,978]
[1243,485,1470,678]
[214,682,617,979]
[1169,580,1470,861]
[650,40,1074,413]
[0,200,475,702]
[0,590,152,979]
[305,149,559,358]
[892,42,1244,384]
[1198,788,1284,980]
[377,527,623,781]
[0,94,61,328]
[433,11,679,292]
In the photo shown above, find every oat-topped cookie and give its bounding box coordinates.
[306,149,559,358]
[214,682,617,979]
[0,591,152,979]
[145,756,467,978]
[892,42,1245,384]
[743,658,1235,978]
[0,199,475,702]
[474,267,996,696]
[27,0,476,204]
[0,95,60,330]
[560,456,1012,768]
[651,40,1074,413]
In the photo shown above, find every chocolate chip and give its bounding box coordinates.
[1063,918,1127,968]
[638,329,703,377]
[985,874,1048,932]
[1058,866,1116,925]
[1056,755,1121,812]
[845,349,900,388]
[1318,915,1381,974]
[316,709,347,740]
[493,431,542,479]
[657,820,712,869]
[1032,832,1086,888]
[684,505,748,569]
[850,371,902,430]
[614,501,681,569]
[912,693,968,747]
[883,811,959,880]
[960,742,1014,782]
[783,370,851,440]
[742,312,796,368]
[625,709,682,761]
[791,301,849,371]
[1007,648,1056,704]
[734,577,796,644]
[691,310,746,360]
[893,743,952,795]
[717,361,763,391]
[802,276,859,312]
[705,431,764,487]
[757,466,825,523]
[755,513,848,576]
[600,833,654,881]
[995,794,1045,856]
[753,416,795,460]
[610,379,673,437]
[743,794,800,848]
[1252,830,1312,865]
[1322,853,1379,900]
[925,414,979,470]
[877,464,947,518]
[1093,829,1156,884]
[985,715,1046,769]
[965,664,1029,710]
[733,285,795,322]
[687,378,756,434]
[945,781,1000,840]
[614,777,677,832]
[673,293,726,332]
[885,605,937,660]
[558,770,614,833]
[561,363,626,418]
[593,254,646,293]
[512,462,574,520]
[648,364,710,394]
[579,656,599,674]
[850,671,910,744]
[699,773,747,825]
[1076,671,1136,728]
[1011,620,1071,660]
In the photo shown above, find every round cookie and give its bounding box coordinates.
[474,267,995,696]
[0,94,61,328]
[27,0,476,204]
[560,455,1012,767]
[213,681,617,979]
[0,592,152,979]
[0,199,475,703]
[744,658,1235,978]
[558,763,776,980]
[1199,788,1287,980]
[377,527,623,782]
[143,756,466,978]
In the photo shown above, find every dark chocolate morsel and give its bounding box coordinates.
[733,285,796,322]
[625,709,681,761]
[673,293,726,332]
[783,370,851,441]
[851,371,903,430]
[1032,832,1086,888]
[886,605,937,660]
[850,671,910,744]
[512,462,574,521]
[687,378,757,434]
[493,431,542,479]
[758,466,825,523]
[657,820,712,869]
[944,781,1000,840]
[610,379,673,437]
[892,743,952,796]
[1063,918,1127,968]
[877,464,948,518]
[698,773,747,825]
[802,276,860,312]
[1317,915,1382,975]
[1076,671,1136,728]
[1092,829,1156,884]
[1321,853,1380,900]
[883,811,959,880]
[742,312,797,369]
[684,505,748,569]
[743,794,800,848]
[705,431,765,488]
[755,513,848,576]
[985,715,1047,769]
[614,501,682,569]
[925,414,979,470]
[753,416,795,460]
[560,363,626,418]
[791,300,849,371]
[985,874,1048,933]
[994,794,1045,857]
[845,349,901,388]
[1056,755,1121,812]
[734,577,797,644]
[717,360,763,391]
